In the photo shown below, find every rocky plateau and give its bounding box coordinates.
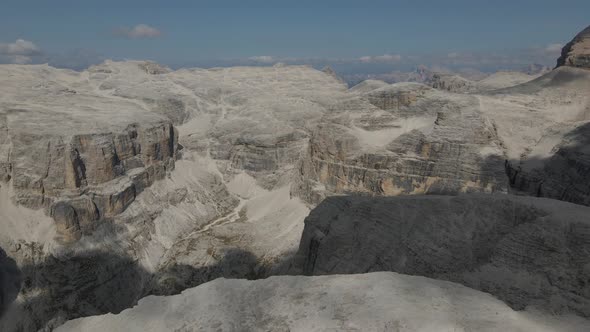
[0,25,589,331]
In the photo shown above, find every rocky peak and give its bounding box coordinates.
[321,66,346,85]
[556,25,590,69]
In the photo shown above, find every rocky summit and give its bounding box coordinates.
[57,273,590,332]
[0,23,590,332]
[557,25,590,69]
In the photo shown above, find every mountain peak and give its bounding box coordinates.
[556,25,590,69]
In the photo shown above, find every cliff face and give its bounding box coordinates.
[12,124,178,243]
[507,123,590,206]
[487,66,590,206]
[556,25,590,69]
[0,64,179,244]
[292,194,590,317]
[293,83,508,204]
[295,61,590,207]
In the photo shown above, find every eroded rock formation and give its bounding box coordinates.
[293,83,508,204]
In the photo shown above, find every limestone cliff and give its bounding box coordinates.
[293,83,507,204]
[0,64,179,244]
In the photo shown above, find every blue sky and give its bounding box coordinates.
[0,0,588,72]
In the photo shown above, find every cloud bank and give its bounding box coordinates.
[248,56,276,63]
[359,54,402,63]
[544,43,563,53]
[0,39,41,64]
[114,24,162,39]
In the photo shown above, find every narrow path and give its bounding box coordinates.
[177,195,246,243]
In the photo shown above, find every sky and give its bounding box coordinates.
[0,0,589,77]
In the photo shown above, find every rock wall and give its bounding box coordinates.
[506,123,590,206]
[293,85,508,204]
[556,25,590,69]
[5,120,178,243]
[292,194,590,317]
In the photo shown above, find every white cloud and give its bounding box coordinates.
[249,55,275,63]
[375,54,402,62]
[0,39,41,64]
[545,43,563,53]
[359,54,402,63]
[0,39,41,56]
[114,24,162,39]
[10,55,32,64]
[359,56,373,63]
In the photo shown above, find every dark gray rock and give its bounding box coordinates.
[292,194,590,317]
[0,246,21,318]
[556,25,590,69]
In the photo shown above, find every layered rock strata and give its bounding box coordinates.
[294,83,508,204]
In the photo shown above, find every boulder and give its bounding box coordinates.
[292,194,590,317]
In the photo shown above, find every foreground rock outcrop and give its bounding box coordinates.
[292,194,590,317]
[57,272,590,332]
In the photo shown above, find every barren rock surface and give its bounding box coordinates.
[0,61,340,331]
[57,272,590,332]
[1,28,590,329]
[292,194,590,317]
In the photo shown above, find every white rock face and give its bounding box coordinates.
[57,272,590,332]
